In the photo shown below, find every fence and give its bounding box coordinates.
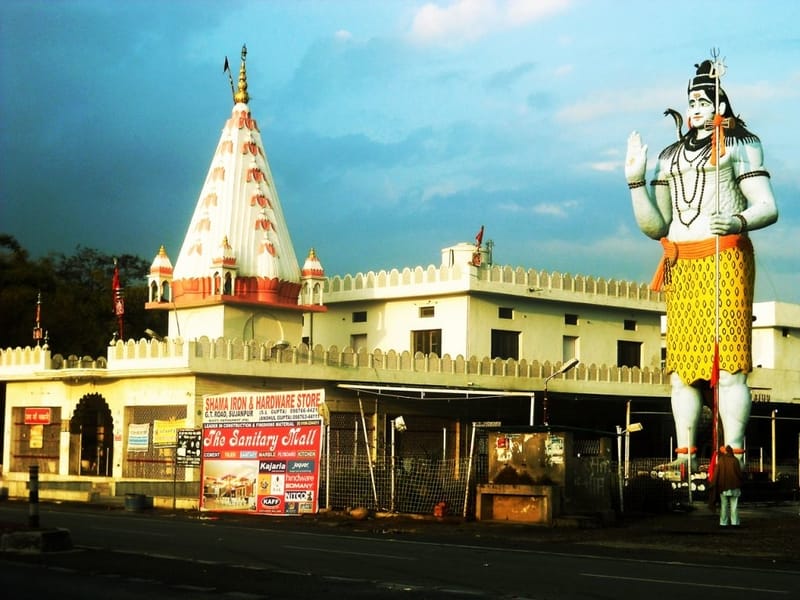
[321,455,473,516]
[318,453,800,518]
[622,457,799,514]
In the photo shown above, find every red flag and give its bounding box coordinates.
[112,262,125,317]
[475,225,484,247]
[112,261,125,340]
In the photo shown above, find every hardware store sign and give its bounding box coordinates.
[200,389,324,516]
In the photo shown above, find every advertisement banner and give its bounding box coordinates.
[153,418,187,447]
[200,389,325,515]
[127,423,151,452]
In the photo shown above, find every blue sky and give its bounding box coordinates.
[2,0,798,303]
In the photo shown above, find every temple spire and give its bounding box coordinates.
[233,44,249,105]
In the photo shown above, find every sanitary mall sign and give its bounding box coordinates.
[199,389,325,516]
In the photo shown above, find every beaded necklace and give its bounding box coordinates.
[670,134,712,227]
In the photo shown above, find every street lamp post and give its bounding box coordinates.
[616,422,643,514]
[391,416,406,513]
[542,358,579,426]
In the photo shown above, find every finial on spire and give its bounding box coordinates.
[233,44,249,105]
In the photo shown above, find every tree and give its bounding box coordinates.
[0,235,166,356]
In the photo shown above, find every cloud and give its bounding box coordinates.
[557,87,675,123]
[409,0,571,45]
[589,161,619,173]
[532,200,579,218]
[496,199,579,218]
[334,29,353,42]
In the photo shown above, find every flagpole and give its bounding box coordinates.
[223,56,235,102]
[711,49,724,453]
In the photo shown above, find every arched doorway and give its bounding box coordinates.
[70,394,113,476]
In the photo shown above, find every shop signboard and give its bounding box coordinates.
[24,407,51,425]
[200,389,325,515]
[176,428,202,468]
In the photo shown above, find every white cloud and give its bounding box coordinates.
[334,29,353,42]
[557,87,674,123]
[553,64,573,77]
[506,0,571,25]
[532,199,578,217]
[409,0,571,45]
[588,161,619,173]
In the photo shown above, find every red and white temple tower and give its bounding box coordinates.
[147,45,325,344]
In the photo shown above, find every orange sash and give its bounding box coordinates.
[650,234,751,291]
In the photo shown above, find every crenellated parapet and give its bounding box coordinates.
[325,262,664,306]
[106,337,190,370]
[181,339,670,394]
[0,345,52,373]
[1,338,669,395]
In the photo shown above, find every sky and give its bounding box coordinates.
[1,0,798,304]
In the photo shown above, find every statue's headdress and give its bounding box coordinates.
[688,60,724,96]
[687,59,736,120]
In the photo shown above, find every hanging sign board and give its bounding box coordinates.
[176,428,202,468]
[200,389,325,515]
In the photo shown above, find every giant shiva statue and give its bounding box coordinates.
[625,56,778,466]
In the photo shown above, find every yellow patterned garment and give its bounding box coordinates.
[656,235,755,385]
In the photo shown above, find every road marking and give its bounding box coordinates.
[581,572,790,594]
[90,526,171,537]
[283,544,415,560]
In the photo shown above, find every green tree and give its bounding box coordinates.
[0,235,166,356]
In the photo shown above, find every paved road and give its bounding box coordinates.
[2,502,799,599]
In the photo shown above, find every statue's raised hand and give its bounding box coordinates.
[625,131,648,182]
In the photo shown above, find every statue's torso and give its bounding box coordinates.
[656,135,762,242]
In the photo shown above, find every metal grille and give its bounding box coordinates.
[320,454,473,516]
[8,407,62,474]
[123,405,187,480]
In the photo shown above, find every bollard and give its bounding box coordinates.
[29,465,40,529]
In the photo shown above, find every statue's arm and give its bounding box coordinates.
[738,176,779,231]
[627,131,669,239]
[709,140,779,235]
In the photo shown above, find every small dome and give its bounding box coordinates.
[150,245,174,275]
[212,236,237,267]
[301,248,324,277]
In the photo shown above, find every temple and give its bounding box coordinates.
[1,47,797,513]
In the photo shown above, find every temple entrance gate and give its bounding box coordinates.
[69,393,113,476]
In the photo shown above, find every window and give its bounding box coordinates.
[491,329,519,360]
[412,329,441,355]
[498,307,513,319]
[350,334,367,352]
[352,311,367,323]
[563,336,579,363]
[564,313,578,325]
[617,340,642,368]
[419,306,435,318]
[624,319,637,331]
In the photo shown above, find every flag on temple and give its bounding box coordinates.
[223,56,230,73]
[475,225,484,247]
[112,261,125,317]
